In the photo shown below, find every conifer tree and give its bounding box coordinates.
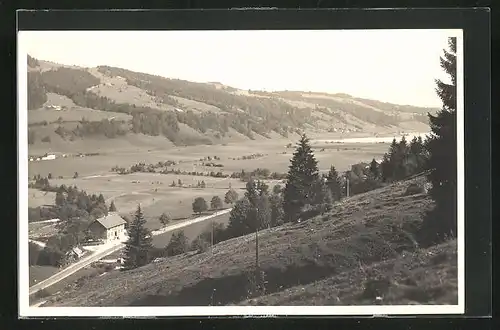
[325,165,342,201]
[55,191,66,207]
[380,153,392,182]
[122,205,153,270]
[369,158,380,180]
[109,201,117,212]
[282,134,322,222]
[165,230,189,256]
[224,188,239,204]
[419,37,457,246]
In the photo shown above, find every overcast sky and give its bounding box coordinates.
[20,29,459,108]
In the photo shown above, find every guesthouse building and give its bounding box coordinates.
[88,212,127,243]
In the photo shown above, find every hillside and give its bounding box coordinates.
[43,175,457,307]
[27,55,436,152]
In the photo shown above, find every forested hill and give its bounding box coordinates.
[27,55,436,147]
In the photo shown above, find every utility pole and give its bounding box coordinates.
[211,219,214,256]
[346,171,350,198]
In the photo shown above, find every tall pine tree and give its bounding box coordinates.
[418,37,457,246]
[282,134,322,223]
[325,165,342,201]
[122,205,153,270]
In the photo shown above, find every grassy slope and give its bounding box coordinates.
[44,175,456,307]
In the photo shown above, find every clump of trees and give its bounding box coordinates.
[379,136,428,182]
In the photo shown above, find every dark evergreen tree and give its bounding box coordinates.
[369,158,380,180]
[109,201,117,212]
[224,188,239,204]
[226,197,253,238]
[325,165,342,201]
[55,191,66,207]
[282,134,322,222]
[419,37,457,246]
[165,230,189,256]
[122,205,153,270]
[380,153,392,182]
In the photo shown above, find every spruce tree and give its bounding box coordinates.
[122,205,153,270]
[282,134,322,223]
[369,158,380,180]
[109,201,117,212]
[418,37,457,246]
[325,165,342,201]
[381,153,393,182]
[224,188,239,204]
[165,230,189,256]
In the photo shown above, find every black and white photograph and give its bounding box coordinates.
[18,23,466,317]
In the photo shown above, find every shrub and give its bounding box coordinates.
[41,135,51,142]
[404,183,425,196]
[34,289,51,299]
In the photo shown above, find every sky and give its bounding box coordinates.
[20,29,460,108]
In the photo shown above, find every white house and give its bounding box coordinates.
[88,212,127,243]
[41,154,56,161]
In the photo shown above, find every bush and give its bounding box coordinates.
[190,236,210,254]
[41,135,51,142]
[34,289,51,299]
[404,183,425,196]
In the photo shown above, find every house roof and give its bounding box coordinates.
[94,212,126,229]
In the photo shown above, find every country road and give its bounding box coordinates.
[29,208,233,299]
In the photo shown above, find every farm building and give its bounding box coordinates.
[88,212,127,243]
[41,154,56,161]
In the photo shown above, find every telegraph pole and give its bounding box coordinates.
[346,171,350,198]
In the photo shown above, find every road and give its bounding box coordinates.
[29,208,233,298]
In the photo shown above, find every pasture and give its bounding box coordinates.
[28,107,132,125]
[44,173,244,230]
[28,136,390,179]
[28,188,56,208]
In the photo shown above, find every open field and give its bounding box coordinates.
[30,265,60,286]
[28,135,390,179]
[28,107,132,125]
[28,188,56,208]
[43,176,456,307]
[28,133,175,157]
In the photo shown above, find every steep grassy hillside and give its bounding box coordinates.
[27,55,436,151]
[43,175,456,307]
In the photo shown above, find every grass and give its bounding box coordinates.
[28,137,389,178]
[152,212,230,248]
[238,240,457,306]
[29,265,60,286]
[43,176,456,307]
[28,107,132,125]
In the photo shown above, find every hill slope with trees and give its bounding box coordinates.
[27,56,436,149]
